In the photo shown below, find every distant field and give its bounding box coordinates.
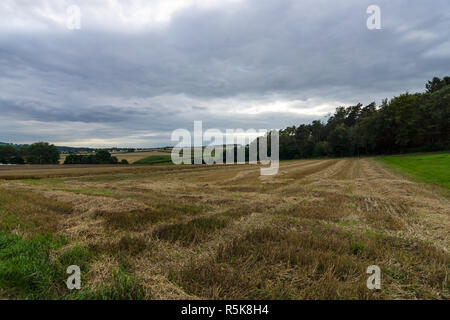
[113,151,171,164]
[0,164,198,180]
[58,153,68,164]
[378,152,450,189]
[133,155,173,165]
[0,158,448,300]
[58,151,171,164]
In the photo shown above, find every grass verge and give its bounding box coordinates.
[378,152,450,189]
[0,232,67,299]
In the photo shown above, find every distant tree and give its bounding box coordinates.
[64,150,119,164]
[388,93,421,150]
[426,77,445,93]
[311,120,324,144]
[10,155,25,164]
[95,150,108,163]
[444,76,450,86]
[0,145,24,164]
[328,123,350,157]
[95,150,114,164]
[120,159,129,165]
[25,142,59,164]
[313,141,331,157]
[64,154,83,164]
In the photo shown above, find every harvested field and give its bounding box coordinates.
[0,158,448,299]
[57,151,171,164]
[113,151,172,164]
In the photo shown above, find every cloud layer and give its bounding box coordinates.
[1,0,449,147]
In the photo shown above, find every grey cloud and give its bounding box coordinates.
[0,0,449,146]
[0,99,144,123]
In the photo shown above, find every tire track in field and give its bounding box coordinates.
[280,160,336,180]
[303,159,348,181]
[329,159,362,180]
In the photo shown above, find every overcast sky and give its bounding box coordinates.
[1,0,449,147]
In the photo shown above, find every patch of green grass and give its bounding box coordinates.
[0,210,22,231]
[0,232,99,299]
[71,187,115,197]
[72,269,146,300]
[350,242,366,255]
[0,232,67,299]
[338,220,359,227]
[378,152,450,189]
[58,246,93,273]
[134,155,173,165]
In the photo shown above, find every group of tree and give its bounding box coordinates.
[0,142,59,164]
[0,143,129,165]
[277,76,450,159]
[64,150,128,164]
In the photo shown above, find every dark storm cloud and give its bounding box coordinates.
[0,98,144,123]
[0,0,449,146]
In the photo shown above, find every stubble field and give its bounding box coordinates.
[0,158,448,299]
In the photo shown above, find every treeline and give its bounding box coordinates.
[64,150,128,164]
[0,142,128,165]
[279,77,450,159]
[0,142,59,164]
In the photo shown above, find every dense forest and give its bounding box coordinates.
[278,77,450,159]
